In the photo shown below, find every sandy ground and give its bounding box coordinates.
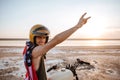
[0,46,120,80]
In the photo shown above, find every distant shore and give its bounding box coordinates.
[0,38,120,40]
[0,45,120,49]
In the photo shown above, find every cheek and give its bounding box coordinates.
[43,39,46,42]
[44,39,46,42]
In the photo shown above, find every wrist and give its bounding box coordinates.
[75,24,83,28]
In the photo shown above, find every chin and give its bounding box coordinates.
[38,43,45,46]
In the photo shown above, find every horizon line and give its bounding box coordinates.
[0,38,120,40]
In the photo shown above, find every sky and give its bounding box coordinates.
[0,0,120,39]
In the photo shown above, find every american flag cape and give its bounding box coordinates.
[23,41,38,80]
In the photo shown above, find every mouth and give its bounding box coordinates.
[38,42,45,45]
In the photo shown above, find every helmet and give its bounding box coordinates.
[29,24,50,44]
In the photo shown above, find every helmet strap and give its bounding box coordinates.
[33,36,38,46]
[45,36,49,43]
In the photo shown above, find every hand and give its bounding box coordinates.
[77,13,91,27]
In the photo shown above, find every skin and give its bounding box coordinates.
[36,36,46,46]
[32,12,91,72]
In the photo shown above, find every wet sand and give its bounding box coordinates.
[0,46,120,80]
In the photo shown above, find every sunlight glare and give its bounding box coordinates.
[89,40,101,46]
[86,26,104,38]
[81,19,106,38]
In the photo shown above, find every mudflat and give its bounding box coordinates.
[0,46,120,80]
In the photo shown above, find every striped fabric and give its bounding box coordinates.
[23,41,38,80]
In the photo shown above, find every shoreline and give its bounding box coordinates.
[0,45,120,49]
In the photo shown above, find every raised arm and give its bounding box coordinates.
[32,13,91,58]
[50,13,91,44]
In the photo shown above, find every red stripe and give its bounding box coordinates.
[23,46,38,80]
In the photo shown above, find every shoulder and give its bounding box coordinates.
[32,40,56,58]
[32,45,44,58]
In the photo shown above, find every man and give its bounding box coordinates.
[23,13,91,80]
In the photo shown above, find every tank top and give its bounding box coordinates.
[36,57,47,80]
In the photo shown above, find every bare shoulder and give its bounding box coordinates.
[32,39,57,58]
[32,46,43,58]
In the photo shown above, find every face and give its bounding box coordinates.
[35,36,46,46]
